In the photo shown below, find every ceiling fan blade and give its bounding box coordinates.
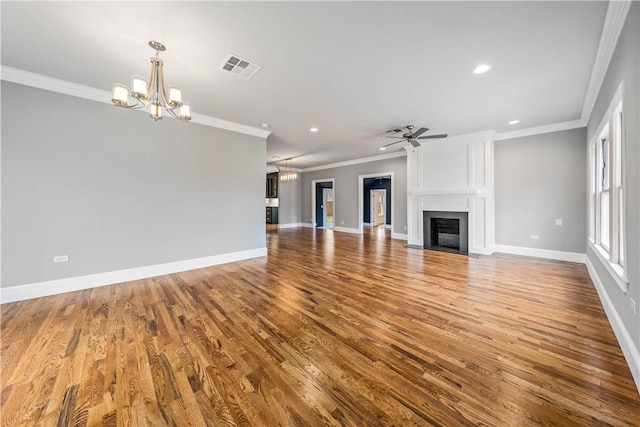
[409,139,421,148]
[383,139,405,147]
[411,127,429,138]
[384,135,407,138]
[417,134,448,139]
[385,128,404,133]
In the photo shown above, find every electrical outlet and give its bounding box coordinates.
[530,235,540,240]
[555,218,563,226]
[53,255,69,263]
[631,299,636,316]
[404,225,407,231]
[341,220,344,225]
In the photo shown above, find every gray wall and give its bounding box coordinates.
[1,82,266,287]
[495,128,587,253]
[277,174,302,225]
[586,3,639,349]
[301,155,407,235]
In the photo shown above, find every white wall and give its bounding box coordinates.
[585,2,639,390]
[277,176,302,227]
[1,82,267,300]
[495,128,587,254]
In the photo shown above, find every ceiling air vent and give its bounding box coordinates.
[220,54,262,79]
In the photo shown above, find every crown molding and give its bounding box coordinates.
[0,65,271,139]
[266,161,303,173]
[580,0,632,123]
[302,150,406,173]
[189,112,271,138]
[497,0,632,143]
[495,118,586,141]
[1,65,109,103]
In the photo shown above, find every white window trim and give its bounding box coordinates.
[588,81,627,292]
[590,241,628,293]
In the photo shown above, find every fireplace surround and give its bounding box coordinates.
[423,211,468,254]
[405,131,495,255]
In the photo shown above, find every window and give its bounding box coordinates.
[589,84,626,291]
[598,131,610,251]
[614,106,624,266]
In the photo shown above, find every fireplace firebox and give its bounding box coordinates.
[423,211,468,254]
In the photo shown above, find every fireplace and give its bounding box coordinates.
[423,211,468,254]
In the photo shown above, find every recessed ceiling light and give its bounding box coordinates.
[473,64,491,74]
[508,120,520,125]
[260,123,271,128]
[272,156,280,159]
[309,127,319,132]
[380,147,386,151]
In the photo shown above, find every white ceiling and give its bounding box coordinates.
[1,1,608,169]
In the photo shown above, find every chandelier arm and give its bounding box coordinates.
[143,58,160,104]
[112,95,145,109]
[121,99,145,109]
[164,107,181,120]
[158,64,175,109]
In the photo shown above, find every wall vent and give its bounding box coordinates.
[220,54,262,79]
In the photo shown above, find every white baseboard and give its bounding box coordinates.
[494,244,586,263]
[277,223,304,229]
[362,222,393,230]
[392,232,408,241]
[470,247,495,256]
[0,247,268,304]
[364,223,391,229]
[287,224,361,235]
[586,257,640,394]
[333,226,361,234]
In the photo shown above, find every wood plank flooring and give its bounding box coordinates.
[1,227,639,426]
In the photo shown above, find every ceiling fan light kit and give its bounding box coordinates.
[383,125,448,148]
[111,41,192,122]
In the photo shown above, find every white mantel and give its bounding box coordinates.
[406,130,496,255]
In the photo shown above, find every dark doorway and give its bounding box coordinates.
[363,176,391,226]
[315,181,333,228]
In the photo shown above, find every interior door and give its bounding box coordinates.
[323,188,334,229]
[371,190,386,226]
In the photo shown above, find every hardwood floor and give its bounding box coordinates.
[1,227,639,426]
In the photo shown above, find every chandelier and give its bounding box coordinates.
[111,41,191,122]
[279,158,298,183]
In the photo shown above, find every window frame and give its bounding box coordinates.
[588,82,627,292]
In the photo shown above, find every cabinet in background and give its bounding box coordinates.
[266,207,279,224]
[266,173,278,198]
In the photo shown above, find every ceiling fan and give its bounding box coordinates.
[383,125,448,148]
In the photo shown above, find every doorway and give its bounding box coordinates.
[358,172,393,234]
[311,179,335,229]
[371,189,386,226]
[323,188,334,229]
